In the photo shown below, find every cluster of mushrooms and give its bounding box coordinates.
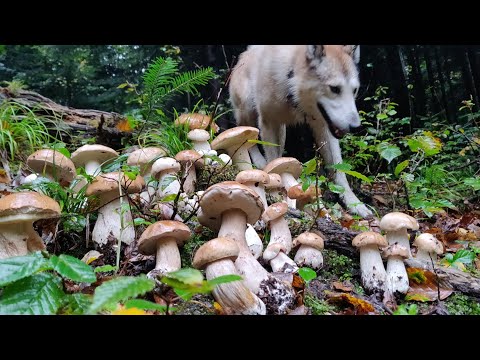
[0,112,445,314]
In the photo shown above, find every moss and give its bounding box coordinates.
[322,249,359,281]
[180,227,215,268]
[445,293,480,315]
[304,293,337,315]
[196,164,240,191]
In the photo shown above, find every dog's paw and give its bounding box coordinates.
[346,201,373,218]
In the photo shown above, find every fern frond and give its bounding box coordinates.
[142,57,178,99]
[162,67,216,99]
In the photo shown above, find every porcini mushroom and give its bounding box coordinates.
[151,157,181,200]
[235,169,270,210]
[0,191,60,259]
[379,212,419,258]
[26,149,76,187]
[413,233,444,268]
[187,129,212,154]
[264,157,302,208]
[175,113,219,133]
[71,144,118,176]
[245,223,263,259]
[383,243,410,296]
[351,231,388,293]
[293,232,325,270]
[138,220,191,277]
[175,150,203,195]
[193,237,266,315]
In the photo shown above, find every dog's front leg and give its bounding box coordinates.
[258,115,285,166]
[310,122,373,218]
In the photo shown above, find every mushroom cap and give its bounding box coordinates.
[210,126,259,154]
[265,173,282,189]
[198,181,263,231]
[187,129,211,142]
[0,191,61,224]
[235,169,269,185]
[26,149,76,186]
[85,172,145,206]
[175,150,203,165]
[352,231,387,248]
[138,220,191,255]
[293,232,325,251]
[413,233,444,254]
[263,157,302,179]
[70,144,118,168]
[175,113,219,132]
[262,202,288,223]
[151,157,181,179]
[263,243,287,261]
[287,184,320,201]
[379,212,419,232]
[383,243,410,258]
[192,237,240,269]
[126,147,166,174]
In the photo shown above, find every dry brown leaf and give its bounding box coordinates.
[475,258,480,270]
[115,119,134,132]
[373,194,389,205]
[292,274,305,290]
[332,281,353,292]
[0,168,11,184]
[327,293,375,314]
[406,267,453,302]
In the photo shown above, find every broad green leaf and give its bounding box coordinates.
[207,274,242,286]
[298,267,317,283]
[164,268,204,286]
[0,252,52,287]
[161,194,177,202]
[124,299,168,313]
[376,113,388,120]
[452,249,476,265]
[0,273,64,315]
[464,177,480,191]
[329,163,352,171]
[133,218,152,226]
[303,159,317,175]
[343,170,372,183]
[394,160,409,177]
[124,171,137,180]
[50,254,96,283]
[393,304,418,315]
[117,83,129,89]
[94,265,118,273]
[247,139,280,147]
[328,183,345,194]
[377,142,401,164]
[387,109,397,116]
[88,275,155,314]
[55,147,71,158]
[407,132,442,156]
[62,293,92,315]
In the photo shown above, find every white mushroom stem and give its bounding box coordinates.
[92,198,135,245]
[230,146,253,171]
[153,237,181,275]
[264,215,295,273]
[182,162,197,195]
[85,160,102,176]
[157,174,181,199]
[280,173,299,208]
[415,250,437,263]
[205,259,266,315]
[245,183,268,210]
[385,229,412,258]
[294,245,324,270]
[245,224,263,259]
[385,255,409,295]
[270,252,299,273]
[0,222,45,259]
[218,209,269,293]
[191,139,211,153]
[357,245,387,292]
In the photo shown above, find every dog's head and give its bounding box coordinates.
[298,45,361,139]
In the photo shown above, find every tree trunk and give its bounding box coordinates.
[398,45,416,129]
[411,46,426,119]
[465,46,480,110]
[434,46,453,123]
[385,46,410,119]
[423,46,441,116]
[443,46,458,122]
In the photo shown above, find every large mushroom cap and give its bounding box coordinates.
[198,181,263,231]
[175,150,203,168]
[187,129,211,142]
[352,231,388,248]
[86,172,144,207]
[138,220,191,255]
[413,233,443,254]
[151,157,181,179]
[293,232,325,251]
[379,212,419,232]
[192,237,240,269]
[210,126,259,153]
[71,144,118,168]
[383,243,410,259]
[175,113,219,132]
[0,191,61,223]
[127,147,167,174]
[235,169,269,185]
[287,184,320,201]
[263,157,302,179]
[262,202,288,223]
[26,149,76,186]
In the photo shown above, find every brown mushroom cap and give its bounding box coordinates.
[192,237,240,269]
[293,232,325,251]
[138,220,191,255]
[265,173,282,189]
[263,243,286,261]
[383,243,410,258]
[352,231,388,248]
[413,233,444,254]
[0,191,61,223]
[286,184,320,201]
[26,149,76,186]
[235,169,269,185]
[198,181,263,231]
[86,172,144,207]
[187,129,211,142]
[263,157,302,179]
[175,150,203,166]
[151,158,181,179]
[175,113,219,133]
[379,212,419,232]
[127,147,166,174]
[210,126,259,154]
[262,202,288,223]
[70,144,118,168]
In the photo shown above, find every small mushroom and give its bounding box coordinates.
[287,184,324,216]
[293,232,325,270]
[236,169,270,210]
[175,150,203,195]
[245,223,263,259]
[187,129,211,153]
[413,233,444,268]
[263,157,302,208]
[193,237,266,315]
[383,243,410,296]
[151,157,182,200]
[175,113,219,133]
[71,144,118,176]
[138,220,191,277]
[352,231,388,293]
[0,191,60,259]
[379,212,419,258]
[26,149,76,187]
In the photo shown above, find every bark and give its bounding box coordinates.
[434,46,453,123]
[422,46,441,115]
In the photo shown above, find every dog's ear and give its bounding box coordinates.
[307,45,325,61]
[344,45,360,64]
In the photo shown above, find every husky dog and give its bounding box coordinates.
[229,45,372,217]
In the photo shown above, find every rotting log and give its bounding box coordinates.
[0,87,132,148]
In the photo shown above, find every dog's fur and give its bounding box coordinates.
[229,45,372,217]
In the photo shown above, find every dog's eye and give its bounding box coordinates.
[330,86,341,95]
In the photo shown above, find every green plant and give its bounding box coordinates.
[393,303,418,315]
[298,267,317,284]
[445,293,480,315]
[440,249,476,271]
[304,293,336,315]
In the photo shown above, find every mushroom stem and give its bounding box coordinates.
[246,184,267,210]
[218,209,269,293]
[358,245,387,292]
[205,259,266,315]
[280,173,298,208]
[294,245,324,270]
[269,216,293,252]
[92,199,135,246]
[183,163,197,195]
[245,224,263,259]
[154,237,181,274]
[0,222,45,259]
[385,255,409,295]
[157,174,181,199]
[270,252,299,273]
[415,250,436,263]
[385,229,412,258]
[231,147,253,171]
[85,160,102,176]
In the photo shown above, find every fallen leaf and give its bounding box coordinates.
[332,281,353,292]
[373,194,388,205]
[81,250,103,265]
[292,274,305,289]
[340,218,355,229]
[327,293,375,314]
[406,267,453,301]
[112,305,150,315]
[115,119,134,132]
[213,302,225,315]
